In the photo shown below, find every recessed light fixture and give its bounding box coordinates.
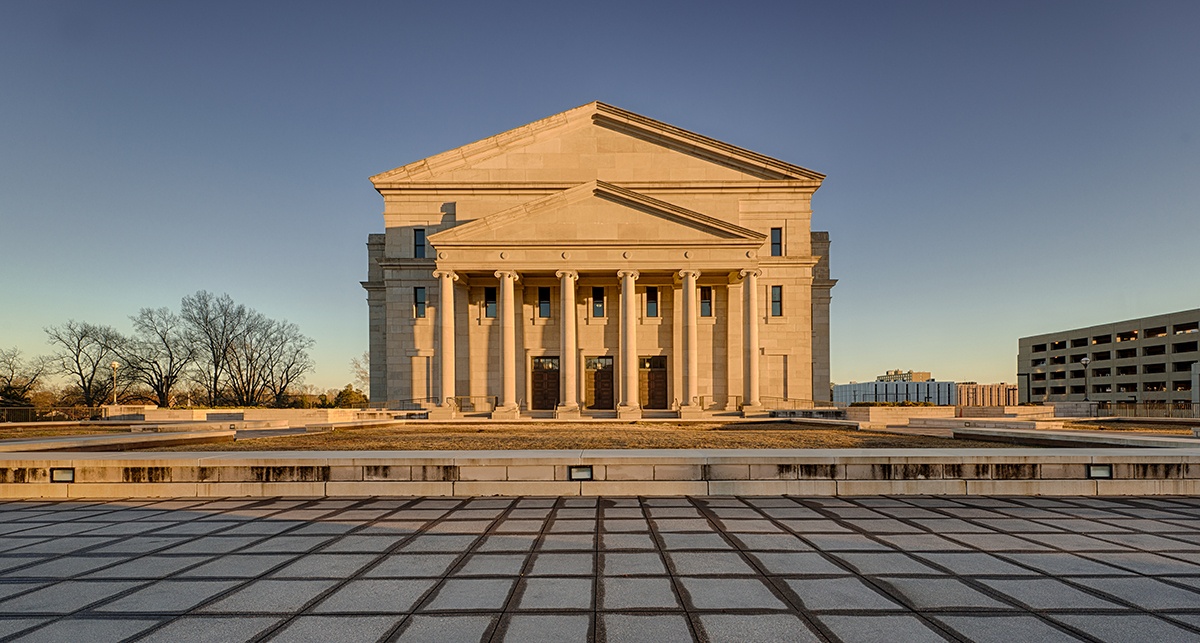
[567,465,593,481]
[50,467,75,483]
[1087,464,1113,479]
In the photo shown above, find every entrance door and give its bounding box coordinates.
[585,356,614,410]
[531,357,560,410]
[639,356,668,409]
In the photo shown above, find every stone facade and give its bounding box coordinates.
[363,102,835,418]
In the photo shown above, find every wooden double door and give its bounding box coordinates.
[531,357,560,411]
[585,356,614,410]
[639,355,668,409]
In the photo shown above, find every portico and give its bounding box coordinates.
[364,102,835,418]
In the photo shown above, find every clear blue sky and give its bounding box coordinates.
[2,1,1197,390]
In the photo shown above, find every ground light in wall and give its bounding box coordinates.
[567,466,594,481]
[1087,464,1113,479]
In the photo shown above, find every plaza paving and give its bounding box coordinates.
[1,496,1200,641]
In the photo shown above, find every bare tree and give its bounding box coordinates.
[44,321,122,407]
[181,291,249,406]
[0,348,50,406]
[224,315,315,407]
[262,320,314,407]
[109,308,197,408]
[350,350,370,394]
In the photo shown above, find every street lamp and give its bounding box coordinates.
[1080,356,1092,402]
[110,361,120,405]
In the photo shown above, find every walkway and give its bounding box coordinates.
[2,495,1200,641]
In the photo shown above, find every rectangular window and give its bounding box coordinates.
[699,286,713,317]
[770,285,783,317]
[1092,334,1111,345]
[538,287,551,319]
[1143,345,1166,356]
[414,228,426,259]
[1093,367,1111,377]
[1175,321,1199,334]
[1116,330,1138,342]
[1032,343,1047,353]
[1146,326,1168,338]
[1116,348,1137,359]
[484,287,497,319]
[1071,338,1088,348]
[1174,341,1199,353]
[646,286,659,318]
[770,228,783,256]
[1030,358,1046,367]
[413,287,426,318]
[1092,351,1111,361]
[1051,340,1067,350]
[592,287,605,318]
[1032,387,1046,396]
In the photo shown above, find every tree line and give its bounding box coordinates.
[2,291,328,408]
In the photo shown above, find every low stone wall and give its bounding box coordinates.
[957,406,1056,419]
[843,406,956,429]
[4,448,1200,498]
[138,408,363,427]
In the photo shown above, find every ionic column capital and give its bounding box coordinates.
[617,269,640,281]
[678,269,701,280]
[738,268,761,280]
[432,269,458,282]
[555,270,579,281]
[494,270,521,282]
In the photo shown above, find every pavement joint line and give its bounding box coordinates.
[638,496,703,643]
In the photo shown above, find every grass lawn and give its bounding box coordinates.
[0,426,131,441]
[1061,421,1194,435]
[142,421,1019,451]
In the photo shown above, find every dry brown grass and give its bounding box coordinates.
[0,426,131,441]
[142,421,1017,451]
[1061,421,1194,436]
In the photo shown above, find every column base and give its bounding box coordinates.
[740,404,768,418]
[677,405,705,419]
[427,405,457,420]
[554,404,582,419]
[490,405,521,420]
[616,405,643,420]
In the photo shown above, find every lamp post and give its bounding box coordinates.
[110,361,120,405]
[1080,356,1091,402]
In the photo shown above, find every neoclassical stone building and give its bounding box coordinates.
[363,102,834,418]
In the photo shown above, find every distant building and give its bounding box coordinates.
[875,369,931,382]
[833,380,956,405]
[1017,308,1199,406]
[956,382,1018,407]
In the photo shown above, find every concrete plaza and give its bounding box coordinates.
[1,496,1200,642]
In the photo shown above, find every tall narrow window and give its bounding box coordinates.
[770,285,783,317]
[414,228,426,259]
[646,286,659,318]
[770,227,783,256]
[538,287,551,318]
[699,286,713,317]
[484,287,497,319]
[592,286,605,318]
[414,287,426,318]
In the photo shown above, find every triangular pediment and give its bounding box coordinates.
[427,181,766,248]
[371,102,824,187]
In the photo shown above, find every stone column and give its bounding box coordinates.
[740,269,762,414]
[493,270,520,418]
[617,270,641,418]
[432,270,457,416]
[555,270,580,418]
[679,269,701,417]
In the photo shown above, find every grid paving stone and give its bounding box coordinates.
[784,576,904,611]
[817,614,946,643]
[935,615,1083,643]
[179,554,297,578]
[529,552,593,575]
[602,533,657,550]
[678,577,787,609]
[396,614,494,642]
[454,553,527,576]
[200,579,339,613]
[421,578,515,611]
[1054,613,1200,641]
[137,619,282,643]
[915,552,1039,575]
[0,619,50,638]
[1071,576,1200,609]
[269,615,400,642]
[476,534,538,552]
[697,613,818,643]
[516,577,593,609]
[364,553,459,577]
[730,533,811,551]
[658,532,731,550]
[270,553,377,578]
[312,578,437,613]
[15,617,161,643]
[831,552,942,575]
[880,577,1012,609]
[501,614,590,643]
[979,578,1122,609]
[97,579,241,613]
[998,552,1133,575]
[1082,551,1200,575]
[602,613,692,641]
[750,551,846,575]
[601,576,680,609]
[0,580,143,614]
[602,552,666,576]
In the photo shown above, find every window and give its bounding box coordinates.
[1070,385,1085,394]
[1032,343,1047,353]
[538,287,551,319]
[1050,371,1067,380]
[1117,383,1137,393]
[1143,345,1166,356]
[592,287,605,318]
[646,287,659,318]
[770,228,783,256]
[1116,348,1137,359]
[1092,351,1111,361]
[1032,387,1046,396]
[1071,338,1088,348]
[1070,369,1085,379]
[1146,326,1168,338]
[1070,353,1087,363]
[1050,386,1067,395]
[1116,365,1138,376]
[414,228,426,259]
[1093,368,1111,378]
[1051,340,1067,350]
[1092,334,1111,345]
[1116,330,1138,342]
[699,286,713,317]
[1144,382,1166,392]
[1094,384,1112,394]
[484,287,497,318]
[1144,363,1166,374]
[1174,360,1197,372]
[770,286,783,317]
[1050,356,1066,365]
[1175,321,1199,334]
[1031,358,1046,367]
[1174,341,1199,353]
[413,287,426,318]
[1032,373,1046,381]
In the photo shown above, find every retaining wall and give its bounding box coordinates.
[4,448,1200,498]
[843,406,956,429]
